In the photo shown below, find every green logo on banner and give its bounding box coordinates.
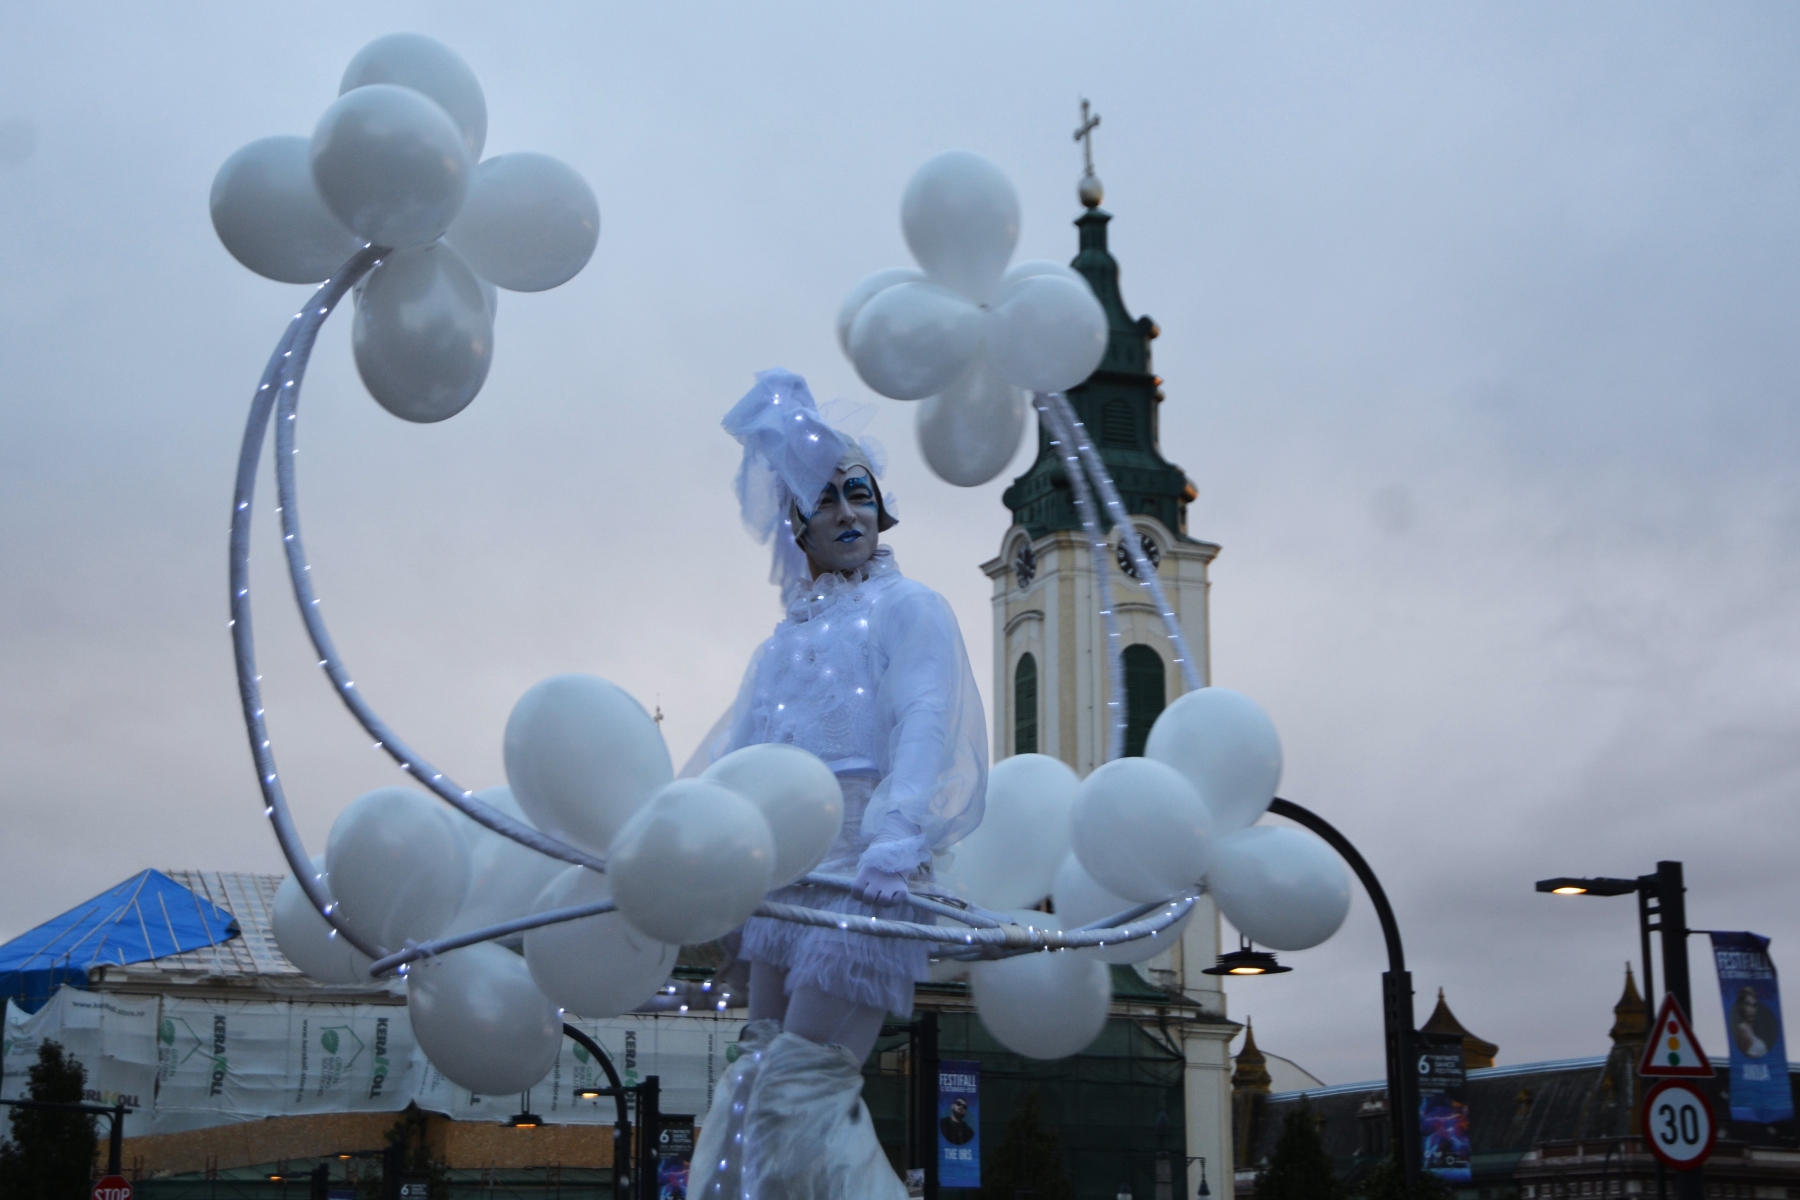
[573,1044,590,1063]
[321,1029,339,1054]
[159,1019,175,1045]
[726,1044,741,1064]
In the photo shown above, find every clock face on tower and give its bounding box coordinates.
[1013,542,1037,590]
[1116,532,1162,579]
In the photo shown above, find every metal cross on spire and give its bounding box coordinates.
[1074,98,1104,208]
[1074,98,1101,174]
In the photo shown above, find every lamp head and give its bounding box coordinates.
[1203,938,1291,976]
[1535,876,1640,898]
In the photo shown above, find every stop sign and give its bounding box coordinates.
[92,1176,132,1200]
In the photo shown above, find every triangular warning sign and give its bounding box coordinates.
[1639,993,1715,1077]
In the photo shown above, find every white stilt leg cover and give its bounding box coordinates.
[690,1022,907,1200]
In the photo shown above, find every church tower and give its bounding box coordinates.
[984,177,1218,772]
[979,118,1234,1196]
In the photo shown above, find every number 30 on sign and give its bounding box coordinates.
[1642,1080,1716,1171]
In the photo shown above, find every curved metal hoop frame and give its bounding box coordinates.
[229,251,1202,979]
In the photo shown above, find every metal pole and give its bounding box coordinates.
[1648,862,1702,1200]
[1268,799,1420,1185]
[561,1024,631,1194]
[638,1075,661,1200]
[1636,886,1657,1008]
[109,1100,124,1175]
[921,1012,940,1200]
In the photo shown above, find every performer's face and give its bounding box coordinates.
[798,466,879,575]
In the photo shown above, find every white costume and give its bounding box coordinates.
[685,370,986,1199]
[688,368,986,1015]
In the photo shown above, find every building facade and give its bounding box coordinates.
[1233,969,1800,1198]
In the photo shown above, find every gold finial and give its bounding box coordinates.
[1074,98,1103,208]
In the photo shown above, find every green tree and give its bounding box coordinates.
[1353,1158,1453,1200]
[0,1040,99,1200]
[979,1091,1073,1200]
[359,1107,448,1200]
[1255,1100,1344,1200]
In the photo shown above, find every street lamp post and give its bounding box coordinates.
[1535,860,1697,1200]
[1263,797,1425,1187]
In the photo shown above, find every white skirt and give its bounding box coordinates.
[738,774,929,1016]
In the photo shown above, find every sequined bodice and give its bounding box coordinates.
[743,556,902,770]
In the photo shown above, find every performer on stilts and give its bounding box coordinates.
[686,368,987,1198]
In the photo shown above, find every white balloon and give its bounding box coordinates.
[1051,852,1193,965]
[504,675,673,856]
[311,84,472,248]
[1144,688,1282,835]
[1206,826,1350,952]
[836,268,925,356]
[210,136,362,283]
[325,787,471,951]
[987,273,1109,394]
[847,281,985,400]
[446,153,599,292]
[608,780,775,945]
[351,241,493,423]
[1069,758,1213,904]
[701,744,843,887]
[340,33,487,159]
[442,786,566,939]
[408,943,561,1095]
[270,855,374,984]
[971,911,1111,1059]
[1000,259,1087,291]
[901,150,1020,304]
[524,867,677,1017]
[938,754,1076,908]
[916,358,1026,487]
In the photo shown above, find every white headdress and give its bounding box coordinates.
[722,368,896,597]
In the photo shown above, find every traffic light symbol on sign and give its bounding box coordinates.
[1637,993,1715,1078]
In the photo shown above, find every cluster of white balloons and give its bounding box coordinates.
[939,687,1353,1061]
[838,151,1110,488]
[271,671,845,1096]
[210,34,599,423]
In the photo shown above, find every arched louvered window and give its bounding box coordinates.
[1102,400,1136,447]
[1122,644,1165,757]
[1014,653,1039,756]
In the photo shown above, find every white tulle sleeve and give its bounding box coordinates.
[857,581,988,873]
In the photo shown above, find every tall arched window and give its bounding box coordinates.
[1014,653,1039,756]
[1123,644,1165,757]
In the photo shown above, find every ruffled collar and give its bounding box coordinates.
[783,546,901,620]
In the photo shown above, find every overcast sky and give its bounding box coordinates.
[4,2,1800,1086]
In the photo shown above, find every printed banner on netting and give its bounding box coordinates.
[410,1013,746,1125]
[3,990,160,1137]
[3,987,745,1135]
[1710,931,1793,1123]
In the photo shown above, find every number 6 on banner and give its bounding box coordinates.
[1642,1079,1717,1171]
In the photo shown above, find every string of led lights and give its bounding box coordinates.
[1033,391,1128,762]
[231,250,1205,980]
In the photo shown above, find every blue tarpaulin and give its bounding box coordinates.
[0,870,240,1012]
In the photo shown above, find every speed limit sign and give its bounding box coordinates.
[1642,1079,1716,1170]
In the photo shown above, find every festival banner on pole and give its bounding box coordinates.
[937,1059,980,1189]
[1417,1032,1472,1183]
[1709,931,1793,1123]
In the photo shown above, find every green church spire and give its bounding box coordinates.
[1001,131,1196,541]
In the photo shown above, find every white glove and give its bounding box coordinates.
[850,862,911,907]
